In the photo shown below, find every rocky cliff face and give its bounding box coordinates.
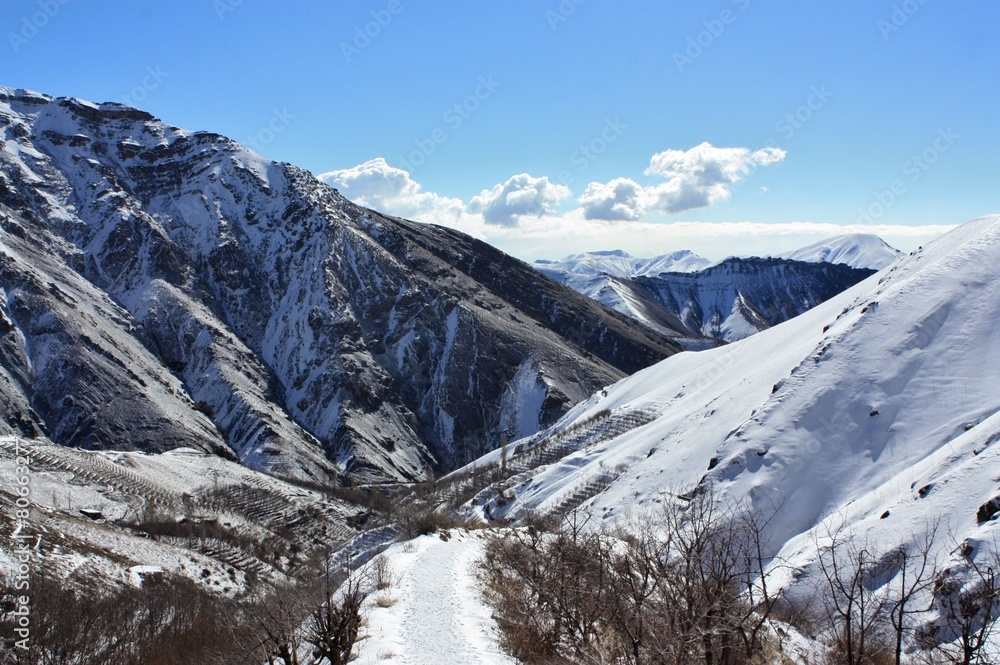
[537,252,876,343]
[0,87,678,482]
[635,258,875,341]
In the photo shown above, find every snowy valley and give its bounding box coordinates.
[0,84,997,665]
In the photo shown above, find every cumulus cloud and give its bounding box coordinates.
[579,178,645,221]
[579,142,787,220]
[468,173,571,227]
[644,142,786,213]
[317,158,465,222]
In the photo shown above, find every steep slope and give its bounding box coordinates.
[636,257,875,341]
[779,232,903,270]
[455,216,1000,603]
[0,204,231,459]
[0,86,678,481]
[537,248,876,342]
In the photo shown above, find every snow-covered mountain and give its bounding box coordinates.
[779,232,904,270]
[454,215,1000,610]
[535,249,713,279]
[537,236,898,343]
[537,251,874,342]
[0,86,679,482]
[636,257,875,341]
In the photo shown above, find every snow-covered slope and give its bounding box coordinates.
[0,435,363,596]
[0,86,678,481]
[779,233,903,270]
[456,215,1000,601]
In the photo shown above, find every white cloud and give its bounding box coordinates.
[579,178,644,221]
[315,156,952,264]
[468,173,571,227]
[579,142,787,220]
[644,142,785,213]
[317,158,465,223]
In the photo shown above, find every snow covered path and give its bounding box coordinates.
[355,531,515,665]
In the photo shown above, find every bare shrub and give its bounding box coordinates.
[816,522,941,665]
[0,561,368,665]
[396,503,472,537]
[304,569,368,665]
[920,542,1000,665]
[374,594,397,608]
[369,554,398,591]
[480,491,782,665]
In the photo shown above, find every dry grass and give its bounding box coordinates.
[374,593,398,609]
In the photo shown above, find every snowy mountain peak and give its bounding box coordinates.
[780,232,903,270]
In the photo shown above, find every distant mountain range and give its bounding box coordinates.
[534,234,896,342]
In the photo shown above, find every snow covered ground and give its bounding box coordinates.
[354,531,515,665]
[0,438,359,595]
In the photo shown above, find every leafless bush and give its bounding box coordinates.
[480,492,783,665]
[0,573,245,664]
[919,541,1000,665]
[0,561,369,665]
[396,502,474,537]
[304,568,368,665]
[369,554,398,590]
[816,522,940,665]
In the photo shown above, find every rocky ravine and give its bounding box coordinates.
[0,87,679,482]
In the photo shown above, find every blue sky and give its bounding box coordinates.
[2,0,997,260]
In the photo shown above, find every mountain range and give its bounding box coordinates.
[0,86,679,482]
[534,235,890,342]
[2,84,996,662]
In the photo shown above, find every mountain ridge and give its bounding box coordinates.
[0,86,678,481]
